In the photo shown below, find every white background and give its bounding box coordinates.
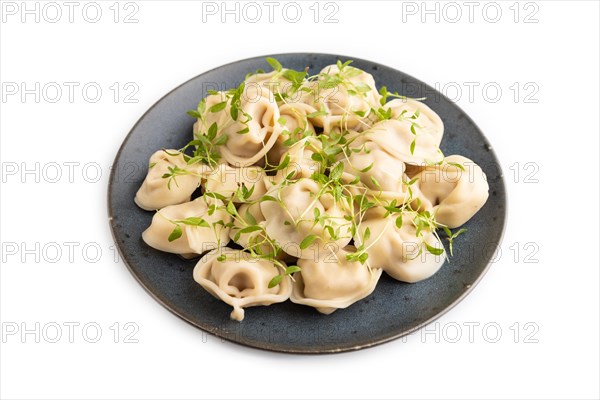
[1,1,599,399]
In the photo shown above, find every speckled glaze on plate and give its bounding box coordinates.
[108,53,506,354]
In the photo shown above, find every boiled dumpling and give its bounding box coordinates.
[340,137,413,201]
[142,195,231,256]
[354,207,445,283]
[260,178,353,259]
[273,136,322,183]
[305,64,381,132]
[135,149,201,211]
[229,202,272,257]
[218,92,282,166]
[192,91,232,138]
[193,248,292,321]
[291,246,382,314]
[416,155,489,228]
[385,98,444,145]
[244,69,303,103]
[267,102,316,165]
[202,163,268,202]
[354,119,444,165]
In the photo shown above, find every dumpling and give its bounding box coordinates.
[305,64,381,132]
[218,92,282,166]
[340,137,413,201]
[192,91,232,137]
[415,155,489,228]
[135,149,201,211]
[142,195,231,256]
[355,119,444,165]
[229,202,265,249]
[267,102,316,165]
[385,98,444,145]
[202,163,268,202]
[273,136,322,183]
[244,69,297,102]
[193,248,292,321]
[290,246,382,314]
[229,202,275,258]
[354,207,445,283]
[260,178,353,259]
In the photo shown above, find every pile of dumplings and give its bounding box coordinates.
[134,60,490,321]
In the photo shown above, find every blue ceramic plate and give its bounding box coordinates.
[108,53,506,353]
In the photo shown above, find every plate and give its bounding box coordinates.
[108,53,506,353]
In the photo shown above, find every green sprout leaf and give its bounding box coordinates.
[207,122,218,140]
[354,82,372,93]
[307,109,328,118]
[168,225,183,242]
[425,242,444,256]
[239,226,262,234]
[187,110,202,119]
[244,210,257,225]
[363,227,371,241]
[260,195,279,203]
[358,163,373,173]
[395,216,403,229]
[448,162,465,171]
[299,234,318,249]
[214,134,228,146]
[329,162,344,181]
[209,101,227,113]
[266,57,282,72]
[445,228,467,256]
[226,202,237,215]
[285,265,301,275]
[268,274,283,288]
[178,217,209,227]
